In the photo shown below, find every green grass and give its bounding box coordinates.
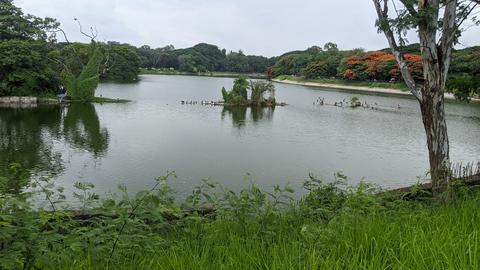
[88,96,131,103]
[3,173,479,270]
[276,75,410,91]
[140,68,267,79]
[66,96,131,103]
[45,195,480,270]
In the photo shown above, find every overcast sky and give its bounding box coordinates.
[15,0,480,57]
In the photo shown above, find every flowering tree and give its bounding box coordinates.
[340,51,422,81]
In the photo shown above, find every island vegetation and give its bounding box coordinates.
[221,77,278,106]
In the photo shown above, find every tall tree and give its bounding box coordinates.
[371,0,479,196]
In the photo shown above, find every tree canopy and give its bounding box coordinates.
[138,43,275,74]
[0,0,143,98]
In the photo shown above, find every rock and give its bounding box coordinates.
[38,98,59,104]
[198,203,216,215]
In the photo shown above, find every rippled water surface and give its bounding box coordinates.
[1,75,479,197]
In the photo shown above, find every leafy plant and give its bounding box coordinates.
[60,43,104,102]
[350,96,361,108]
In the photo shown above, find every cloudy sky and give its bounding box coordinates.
[15,0,480,57]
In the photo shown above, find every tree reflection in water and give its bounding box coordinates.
[221,106,275,128]
[62,103,109,158]
[0,103,109,194]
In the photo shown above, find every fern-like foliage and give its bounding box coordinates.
[61,43,103,102]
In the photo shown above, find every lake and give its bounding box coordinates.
[1,75,479,198]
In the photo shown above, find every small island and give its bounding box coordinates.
[221,77,285,107]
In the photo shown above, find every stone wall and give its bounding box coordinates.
[0,96,59,105]
[0,96,38,104]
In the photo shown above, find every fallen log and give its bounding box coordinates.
[384,174,480,198]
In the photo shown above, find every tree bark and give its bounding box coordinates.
[420,86,450,196]
[417,0,451,196]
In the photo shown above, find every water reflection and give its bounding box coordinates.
[63,103,109,157]
[221,106,275,128]
[0,103,109,194]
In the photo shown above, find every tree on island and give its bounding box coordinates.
[371,0,480,196]
[60,42,103,102]
[221,77,276,106]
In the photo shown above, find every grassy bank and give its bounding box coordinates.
[140,68,267,79]
[1,171,480,269]
[82,97,131,103]
[276,75,409,91]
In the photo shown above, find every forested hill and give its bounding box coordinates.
[137,43,276,74]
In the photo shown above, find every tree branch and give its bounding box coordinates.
[399,0,418,16]
[74,17,96,41]
[372,0,423,101]
[48,28,70,43]
[439,0,458,81]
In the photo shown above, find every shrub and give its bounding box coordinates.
[61,44,103,101]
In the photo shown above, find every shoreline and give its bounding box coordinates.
[140,70,266,79]
[272,78,480,102]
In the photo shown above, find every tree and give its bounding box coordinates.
[0,0,61,96]
[0,0,58,41]
[303,61,328,79]
[221,77,249,104]
[371,0,480,195]
[250,81,275,105]
[102,43,141,82]
[60,43,103,101]
[446,74,480,100]
[338,51,423,81]
[323,42,339,53]
[224,52,249,73]
[232,77,249,100]
[0,40,60,96]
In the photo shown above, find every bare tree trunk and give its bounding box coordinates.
[420,87,450,196]
[417,0,451,195]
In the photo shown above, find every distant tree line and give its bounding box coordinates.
[137,43,276,74]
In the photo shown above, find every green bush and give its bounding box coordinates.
[446,75,480,101]
[61,44,103,101]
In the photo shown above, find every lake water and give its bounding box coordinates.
[1,75,479,198]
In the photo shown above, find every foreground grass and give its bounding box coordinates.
[58,197,479,269]
[1,173,480,269]
[276,75,410,91]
